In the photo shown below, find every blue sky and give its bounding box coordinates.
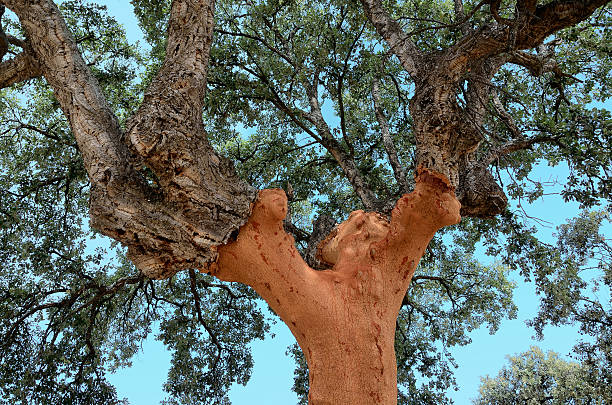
[65,1,610,403]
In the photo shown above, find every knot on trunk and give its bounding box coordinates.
[315,211,389,267]
[457,165,508,218]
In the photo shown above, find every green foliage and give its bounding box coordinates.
[474,346,608,404]
[0,2,271,404]
[527,210,612,400]
[394,252,517,403]
[0,0,610,403]
[207,0,415,217]
[286,342,309,405]
[156,273,269,404]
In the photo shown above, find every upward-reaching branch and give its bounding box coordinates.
[306,71,380,210]
[359,0,422,77]
[125,0,255,218]
[3,0,256,279]
[0,5,8,62]
[1,0,129,185]
[0,50,42,88]
[372,76,410,193]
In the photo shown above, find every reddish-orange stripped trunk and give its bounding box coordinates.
[206,168,461,404]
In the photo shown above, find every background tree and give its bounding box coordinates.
[525,209,612,402]
[474,346,609,404]
[0,0,610,404]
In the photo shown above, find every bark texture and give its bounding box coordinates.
[360,0,610,217]
[2,0,255,279]
[1,0,608,402]
[208,169,461,404]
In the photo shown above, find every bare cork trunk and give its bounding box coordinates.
[208,168,461,404]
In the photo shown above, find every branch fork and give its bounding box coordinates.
[207,168,460,404]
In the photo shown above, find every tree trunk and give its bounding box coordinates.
[2,0,608,402]
[208,168,461,403]
[297,299,398,404]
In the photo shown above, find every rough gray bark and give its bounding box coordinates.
[0,6,7,61]
[358,0,421,76]
[1,0,255,279]
[0,48,41,87]
[360,0,610,217]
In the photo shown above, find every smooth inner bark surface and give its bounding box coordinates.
[206,168,461,404]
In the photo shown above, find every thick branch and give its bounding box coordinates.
[125,0,255,223]
[125,0,256,265]
[2,0,129,182]
[464,55,508,128]
[445,0,610,75]
[359,0,421,76]
[1,2,173,276]
[0,6,7,62]
[0,50,42,88]
[453,0,472,35]
[4,0,255,278]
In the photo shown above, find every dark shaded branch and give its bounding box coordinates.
[303,214,337,269]
[508,47,582,82]
[0,5,8,62]
[491,90,523,140]
[1,274,144,349]
[68,275,144,318]
[284,221,310,243]
[214,28,296,67]
[453,0,473,35]
[335,22,367,158]
[445,0,610,74]
[189,269,222,371]
[406,0,488,37]
[412,275,458,307]
[485,134,563,165]
[8,120,78,148]
[489,0,513,26]
[6,34,26,49]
